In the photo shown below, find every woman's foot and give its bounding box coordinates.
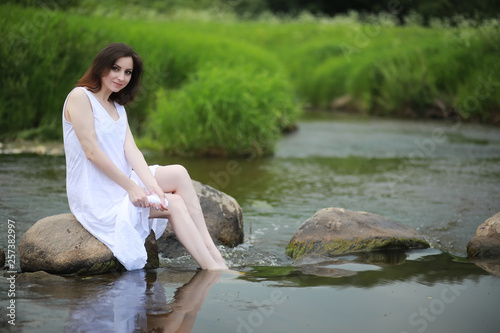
[208,247,228,270]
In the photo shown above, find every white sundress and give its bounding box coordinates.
[62,87,168,270]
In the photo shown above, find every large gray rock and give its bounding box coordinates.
[157,180,244,257]
[286,207,429,260]
[467,212,500,258]
[19,214,159,275]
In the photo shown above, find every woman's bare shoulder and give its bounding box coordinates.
[67,87,88,102]
[65,87,92,122]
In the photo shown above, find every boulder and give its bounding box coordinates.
[19,214,159,275]
[286,207,429,260]
[467,212,500,259]
[157,180,244,257]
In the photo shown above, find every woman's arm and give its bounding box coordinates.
[65,89,150,207]
[124,123,167,210]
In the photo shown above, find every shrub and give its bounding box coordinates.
[147,64,301,156]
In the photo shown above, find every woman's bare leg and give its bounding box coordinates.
[154,165,228,268]
[150,193,224,270]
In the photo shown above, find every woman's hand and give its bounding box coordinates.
[148,184,168,211]
[127,183,150,208]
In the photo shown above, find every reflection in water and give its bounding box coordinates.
[65,270,220,333]
[238,250,490,288]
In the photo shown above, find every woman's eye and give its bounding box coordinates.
[112,66,119,71]
[125,70,132,75]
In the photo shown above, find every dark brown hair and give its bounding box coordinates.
[77,43,143,105]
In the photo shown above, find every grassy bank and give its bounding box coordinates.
[184,15,500,121]
[1,4,499,155]
[1,5,300,155]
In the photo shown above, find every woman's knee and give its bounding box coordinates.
[156,164,192,193]
[169,164,190,180]
[165,193,188,214]
[163,164,191,183]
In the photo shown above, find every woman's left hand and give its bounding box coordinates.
[148,184,168,211]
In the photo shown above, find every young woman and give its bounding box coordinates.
[63,43,228,271]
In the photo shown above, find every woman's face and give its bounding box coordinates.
[101,56,134,94]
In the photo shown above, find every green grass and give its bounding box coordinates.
[1,4,499,155]
[147,64,298,155]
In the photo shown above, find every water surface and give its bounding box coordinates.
[1,115,500,332]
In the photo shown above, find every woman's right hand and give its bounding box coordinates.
[127,183,150,208]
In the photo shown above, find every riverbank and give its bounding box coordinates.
[0,141,64,156]
[2,3,499,155]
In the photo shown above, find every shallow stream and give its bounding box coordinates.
[1,115,500,332]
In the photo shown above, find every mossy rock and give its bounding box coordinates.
[286,208,429,260]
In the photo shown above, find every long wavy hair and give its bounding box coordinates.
[77,43,143,105]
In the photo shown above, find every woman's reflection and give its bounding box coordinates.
[146,270,220,332]
[64,269,221,333]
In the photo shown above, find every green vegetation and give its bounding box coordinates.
[1,3,499,155]
[149,65,297,155]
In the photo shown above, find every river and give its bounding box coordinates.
[1,115,500,332]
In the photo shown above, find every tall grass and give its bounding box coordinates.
[1,6,96,139]
[0,5,300,155]
[251,21,500,120]
[154,15,500,120]
[147,64,298,155]
[1,4,499,155]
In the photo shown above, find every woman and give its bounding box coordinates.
[63,43,228,271]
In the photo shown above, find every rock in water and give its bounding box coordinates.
[157,180,244,257]
[467,212,500,258]
[19,214,159,275]
[286,207,429,260]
